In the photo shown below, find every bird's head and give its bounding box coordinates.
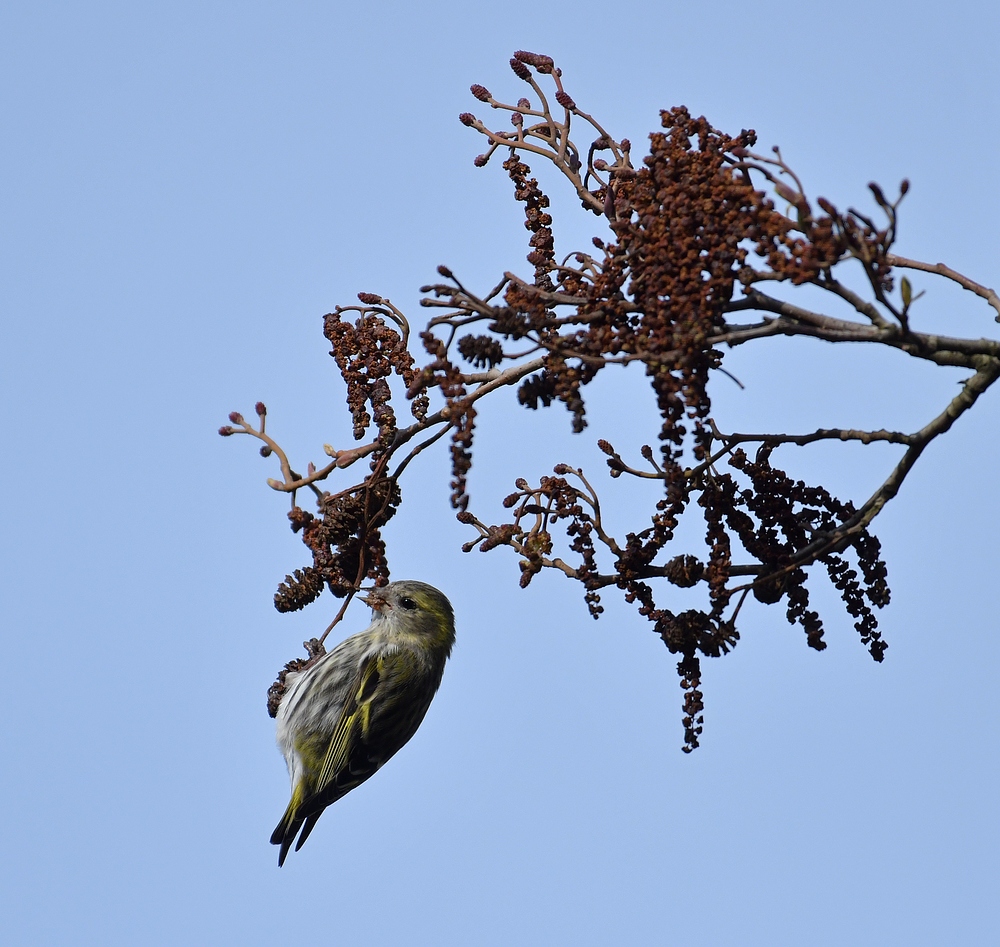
[362,580,455,650]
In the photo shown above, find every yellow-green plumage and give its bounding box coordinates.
[271,580,455,865]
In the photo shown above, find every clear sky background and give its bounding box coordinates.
[2,2,998,944]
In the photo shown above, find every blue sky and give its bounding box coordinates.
[2,1,998,944]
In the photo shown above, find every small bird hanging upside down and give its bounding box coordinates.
[271,580,456,866]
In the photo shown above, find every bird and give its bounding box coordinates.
[270,580,456,866]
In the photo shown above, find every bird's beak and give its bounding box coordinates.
[361,592,388,612]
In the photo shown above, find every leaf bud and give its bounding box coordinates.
[901,276,912,308]
[774,181,799,204]
[603,188,615,218]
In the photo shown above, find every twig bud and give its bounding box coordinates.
[473,154,490,167]
[437,265,454,279]
[597,439,615,456]
[229,411,244,424]
[517,97,531,109]
[555,90,576,109]
[357,292,383,304]
[514,50,554,73]
[868,182,888,207]
[459,112,476,126]
[470,84,491,102]
[218,425,235,436]
[510,58,531,80]
[255,401,267,417]
[259,445,272,457]
[323,444,337,457]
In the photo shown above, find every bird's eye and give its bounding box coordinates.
[398,596,417,610]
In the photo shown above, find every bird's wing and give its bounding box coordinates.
[313,653,383,793]
[274,646,437,862]
[271,648,382,864]
[300,648,422,815]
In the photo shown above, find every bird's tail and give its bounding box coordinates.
[271,793,323,868]
[271,782,309,867]
[271,805,301,867]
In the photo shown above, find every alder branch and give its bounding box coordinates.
[887,253,1000,321]
[224,50,998,751]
